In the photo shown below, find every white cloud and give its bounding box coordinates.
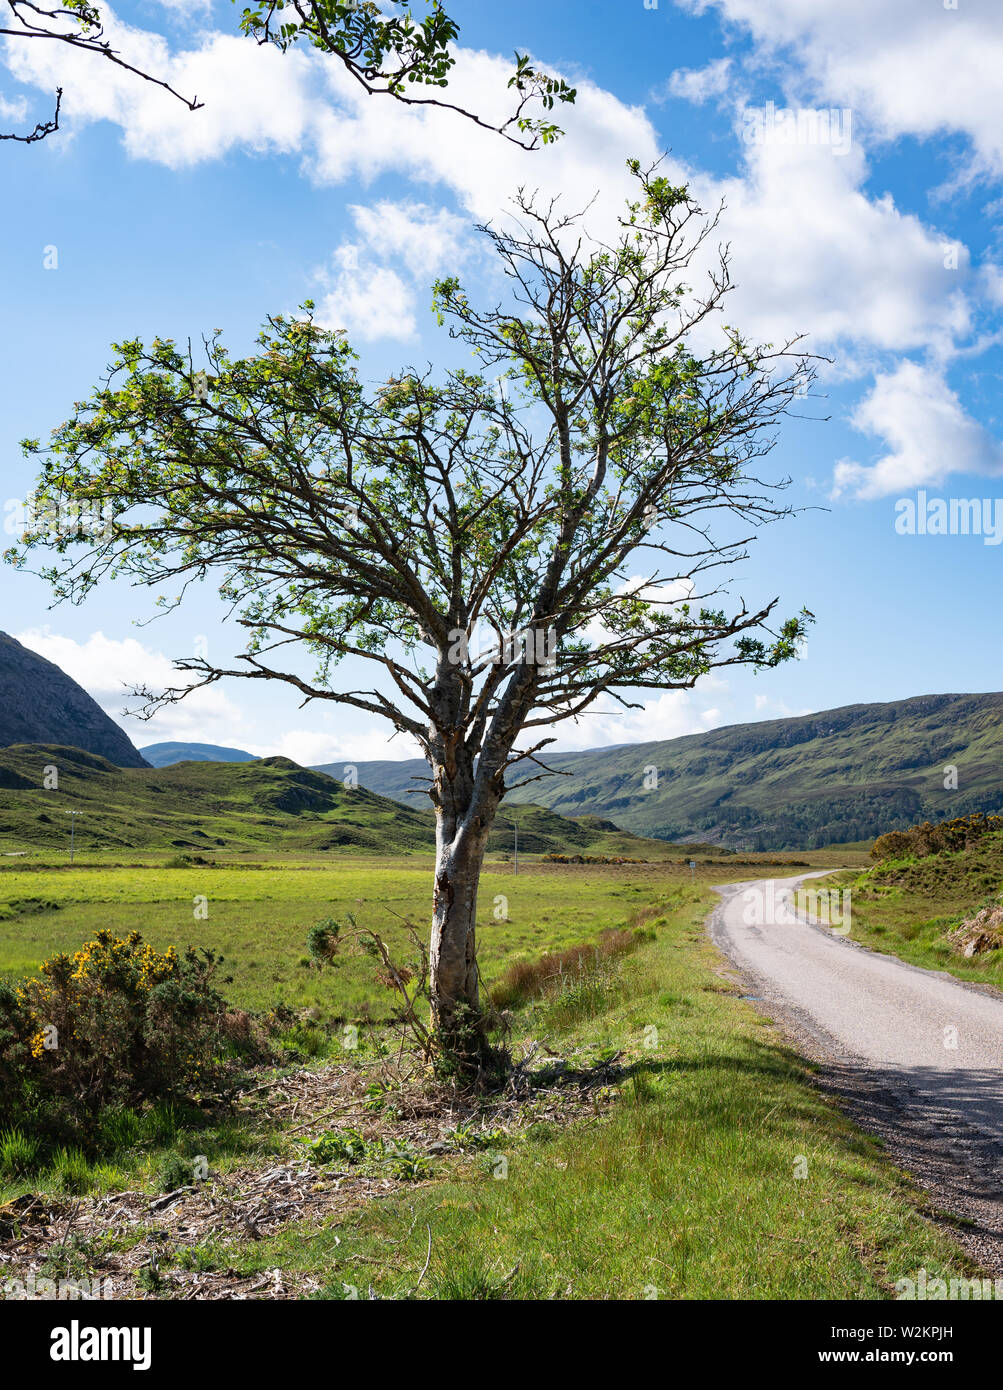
[677,0,1003,182]
[660,58,733,104]
[348,201,472,281]
[695,136,971,359]
[14,627,244,745]
[244,727,421,766]
[547,687,726,751]
[4,5,972,373]
[314,201,474,342]
[3,21,321,167]
[2,15,659,232]
[831,361,1003,499]
[0,90,28,124]
[316,245,416,341]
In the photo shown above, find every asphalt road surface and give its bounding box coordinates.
[711,874,1003,1155]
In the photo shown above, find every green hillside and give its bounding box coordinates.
[0,745,680,859]
[140,741,257,767]
[0,746,434,854]
[338,691,1003,850]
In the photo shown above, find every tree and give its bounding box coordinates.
[10,164,815,1062]
[1,0,574,146]
[0,0,202,142]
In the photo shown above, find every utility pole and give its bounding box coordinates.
[65,810,82,864]
[513,818,518,877]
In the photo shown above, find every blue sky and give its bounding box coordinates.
[1,0,1002,764]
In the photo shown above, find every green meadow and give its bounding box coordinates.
[0,845,981,1299]
[0,855,707,1019]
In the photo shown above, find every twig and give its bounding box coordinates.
[411,1225,433,1296]
[58,1201,80,1248]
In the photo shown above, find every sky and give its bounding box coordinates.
[1,0,1002,766]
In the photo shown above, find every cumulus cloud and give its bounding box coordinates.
[677,0,1003,183]
[544,684,731,752]
[3,6,975,369]
[3,21,322,166]
[316,245,417,341]
[244,727,421,766]
[831,361,1003,499]
[314,201,475,341]
[2,14,658,228]
[0,90,27,124]
[696,136,971,359]
[659,57,733,104]
[348,201,472,281]
[14,627,244,745]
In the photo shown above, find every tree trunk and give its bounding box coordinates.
[429,814,491,1059]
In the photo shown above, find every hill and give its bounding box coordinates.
[0,747,678,858]
[333,692,1003,850]
[141,742,257,767]
[0,632,148,769]
[0,748,429,854]
[838,816,1003,988]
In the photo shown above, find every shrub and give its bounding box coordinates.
[306,916,343,968]
[871,813,1003,862]
[9,930,233,1116]
[278,1019,328,1058]
[304,1127,368,1165]
[0,980,30,1109]
[155,1151,197,1193]
[97,1107,144,1152]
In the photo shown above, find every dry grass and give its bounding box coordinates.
[488,927,639,1009]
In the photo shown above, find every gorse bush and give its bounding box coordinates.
[1,930,236,1121]
[871,813,1003,863]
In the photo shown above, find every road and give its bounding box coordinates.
[711,874,1003,1168]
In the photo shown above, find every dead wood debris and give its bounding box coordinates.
[0,1047,628,1301]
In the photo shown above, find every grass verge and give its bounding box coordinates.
[194,885,975,1299]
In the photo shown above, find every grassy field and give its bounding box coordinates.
[0,849,868,1020]
[0,856,688,1019]
[0,844,980,1298]
[133,880,973,1300]
[0,743,716,861]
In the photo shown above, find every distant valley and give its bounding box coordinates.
[4,632,1001,852]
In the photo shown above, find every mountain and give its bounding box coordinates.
[141,742,257,767]
[0,747,678,858]
[0,749,431,854]
[0,632,148,769]
[331,692,1003,851]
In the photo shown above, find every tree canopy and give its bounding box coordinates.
[10,163,816,1054]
